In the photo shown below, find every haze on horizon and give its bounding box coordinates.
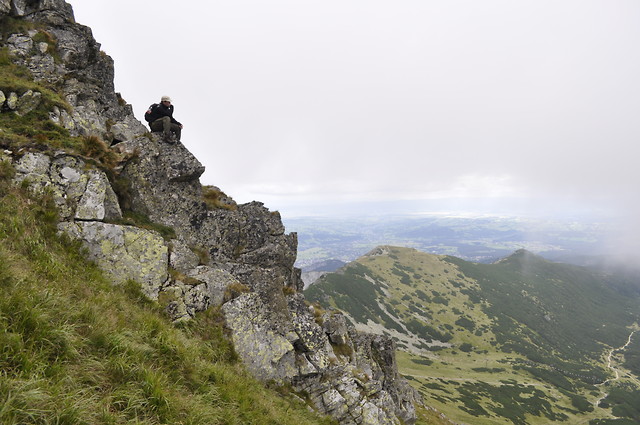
[69,0,640,254]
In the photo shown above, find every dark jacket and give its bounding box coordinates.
[145,103,182,126]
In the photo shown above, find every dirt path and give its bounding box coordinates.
[594,328,638,407]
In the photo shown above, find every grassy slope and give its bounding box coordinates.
[0,167,340,424]
[305,246,640,425]
[0,40,449,423]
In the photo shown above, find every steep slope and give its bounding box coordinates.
[0,1,421,424]
[306,246,640,425]
[0,174,337,424]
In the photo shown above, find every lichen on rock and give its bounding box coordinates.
[1,1,421,423]
[58,221,168,298]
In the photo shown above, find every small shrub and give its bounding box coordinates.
[115,211,176,240]
[282,285,296,296]
[79,135,120,170]
[410,357,433,366]
[191,245,210,265]
[459,343,473,353]
[223,282,250,302]
[202,185,236,210]
[455,316,476,332]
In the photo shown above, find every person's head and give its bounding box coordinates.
[161,95,172,105]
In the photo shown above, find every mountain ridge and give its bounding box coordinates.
[305,245,640,424]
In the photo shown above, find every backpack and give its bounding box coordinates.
[144,103,158,123]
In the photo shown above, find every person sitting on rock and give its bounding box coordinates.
[144,96,183,141]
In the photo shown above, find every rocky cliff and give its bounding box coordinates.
[0,1,419,423]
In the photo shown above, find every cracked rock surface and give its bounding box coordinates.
[1,1,421,423]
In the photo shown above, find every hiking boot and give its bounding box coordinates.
[163,133,178,144]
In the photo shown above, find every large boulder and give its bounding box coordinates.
[74,169,122,221]
[12,152,122,221]
[58,221,168,298]
[117,135,206,240]
[222,292,299,382]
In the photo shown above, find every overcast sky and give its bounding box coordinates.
[68,1,640,227]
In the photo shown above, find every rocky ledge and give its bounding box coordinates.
[1,1,421,423]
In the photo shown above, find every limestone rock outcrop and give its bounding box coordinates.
[1,1,420,424]
[58,221,168,297]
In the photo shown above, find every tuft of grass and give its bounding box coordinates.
[113,210,177,241]
[0,158,15,194]
[203,185,237,210]
[191,245,211,265]
[31,30,62,63]
[168,267,203,286]
[282,285,297,296]
[330,342,353,359]
[224,282,251,302]
[308,301,326,326]
[78,135,121,170]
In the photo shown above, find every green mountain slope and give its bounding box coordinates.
[305,246,640,425]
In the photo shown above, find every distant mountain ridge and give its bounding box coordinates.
[286,215,612,268]
[305,246,640,425]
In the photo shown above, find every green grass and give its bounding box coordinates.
[0,41,74,149]
[0,173,337,425]
[202,185,236,211]
[308,246,640,425]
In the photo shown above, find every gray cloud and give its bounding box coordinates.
[70,0,640,227]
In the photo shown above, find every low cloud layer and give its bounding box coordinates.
[71,0,640,229]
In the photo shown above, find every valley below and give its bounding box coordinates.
[305,246,640,425]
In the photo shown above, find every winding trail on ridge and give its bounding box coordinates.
[594,328,639,408]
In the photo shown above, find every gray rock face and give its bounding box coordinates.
[8,0,74,24]
[58,221,168,298]
[0,1,10,14]
[162,265,239,322]
[75,169,122,221]
[223,292,299,382]
[13,152,122,221]
[116,135,206,240]
[1,0,147,142]
[169,239,201,272]
[15,90,42,115]
[2,1,421,423]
